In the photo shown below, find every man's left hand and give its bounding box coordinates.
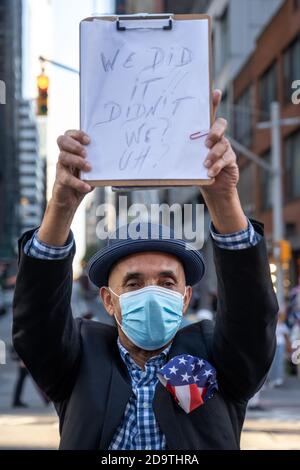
[199,90,247,234]
[201,90,239,198]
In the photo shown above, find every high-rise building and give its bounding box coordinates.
[116,0,211,14]
[208,0,283,127]
[0,0,22,260]
[116,0,163,13]
[164,0,211,13]
[233,0,300,286]
[165,0,286,307]
[18,100,47,234]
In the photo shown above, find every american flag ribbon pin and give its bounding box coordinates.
[157,354,218,414]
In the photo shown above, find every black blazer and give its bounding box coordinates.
[12,221,278,450]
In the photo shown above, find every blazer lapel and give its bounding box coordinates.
[153,326,210,450]
[153,380,186,449]
[98,347,132,449]
[153,338,193,450]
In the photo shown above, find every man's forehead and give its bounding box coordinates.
[109,251,185,277]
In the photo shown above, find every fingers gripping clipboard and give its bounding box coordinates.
[80,13,213,189]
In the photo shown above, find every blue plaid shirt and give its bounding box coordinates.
[109,339,171,450]
[24,220,260,450]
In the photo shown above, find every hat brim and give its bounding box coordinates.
[88,238,205,288]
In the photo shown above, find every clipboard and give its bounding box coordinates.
[80,13,213,188]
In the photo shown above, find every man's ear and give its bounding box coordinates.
[183,286,192,315]
[100,287,115,317]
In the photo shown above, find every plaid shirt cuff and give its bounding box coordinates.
[24,219,260,260]
[24,229,74,260]
[210,219,261,250]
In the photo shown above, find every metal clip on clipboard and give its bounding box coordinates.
[116,13,173,31]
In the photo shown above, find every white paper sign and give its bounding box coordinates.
[80,17,211,182]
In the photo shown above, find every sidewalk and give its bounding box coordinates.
[1,311,300,450]
[0,310,59,449]
[242,376,300,450]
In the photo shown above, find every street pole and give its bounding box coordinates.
[271,102,285,309]
[255,104,300,309]
[39,56,79,75]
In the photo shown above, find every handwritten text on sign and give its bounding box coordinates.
[80,19,210,181]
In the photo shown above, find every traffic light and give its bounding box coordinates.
[37,70,49,116]
[279,239,292,264]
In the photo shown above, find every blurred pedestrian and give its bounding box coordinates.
[196,308,214,322]
[11,350,51,408]
[209,291,218,316]
[71,276,91,319]
[289,277,300,326]
[194,292,216,323]
[247,390,265,412]
[290,312,300,378]
[72,260,115,324]
[268,310,291,387]
[12,361,29,408]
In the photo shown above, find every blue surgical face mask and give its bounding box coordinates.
[109,285,185,351]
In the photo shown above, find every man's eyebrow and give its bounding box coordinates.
[159,270,178,278]
[122,270,178,285]
[122,272,143,284]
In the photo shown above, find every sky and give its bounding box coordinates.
[23,0,115,273]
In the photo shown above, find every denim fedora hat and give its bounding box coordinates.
[87,222,205,288]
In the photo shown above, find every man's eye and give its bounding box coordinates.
[127,282,139,288]
[162,281,175,287]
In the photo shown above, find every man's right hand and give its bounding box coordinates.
[53,130,93,210]
[37,130,93,247]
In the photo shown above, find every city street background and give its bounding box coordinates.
[1,0,300,451]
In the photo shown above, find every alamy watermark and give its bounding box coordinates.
[292,340,300,366]
[291,80,300,105]
[95,196,205,250]
[0,339,6,365]
[0,80,6,105]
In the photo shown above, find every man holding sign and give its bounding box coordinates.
[13,91,278,450]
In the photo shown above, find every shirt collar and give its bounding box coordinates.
[117,337,171,371]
